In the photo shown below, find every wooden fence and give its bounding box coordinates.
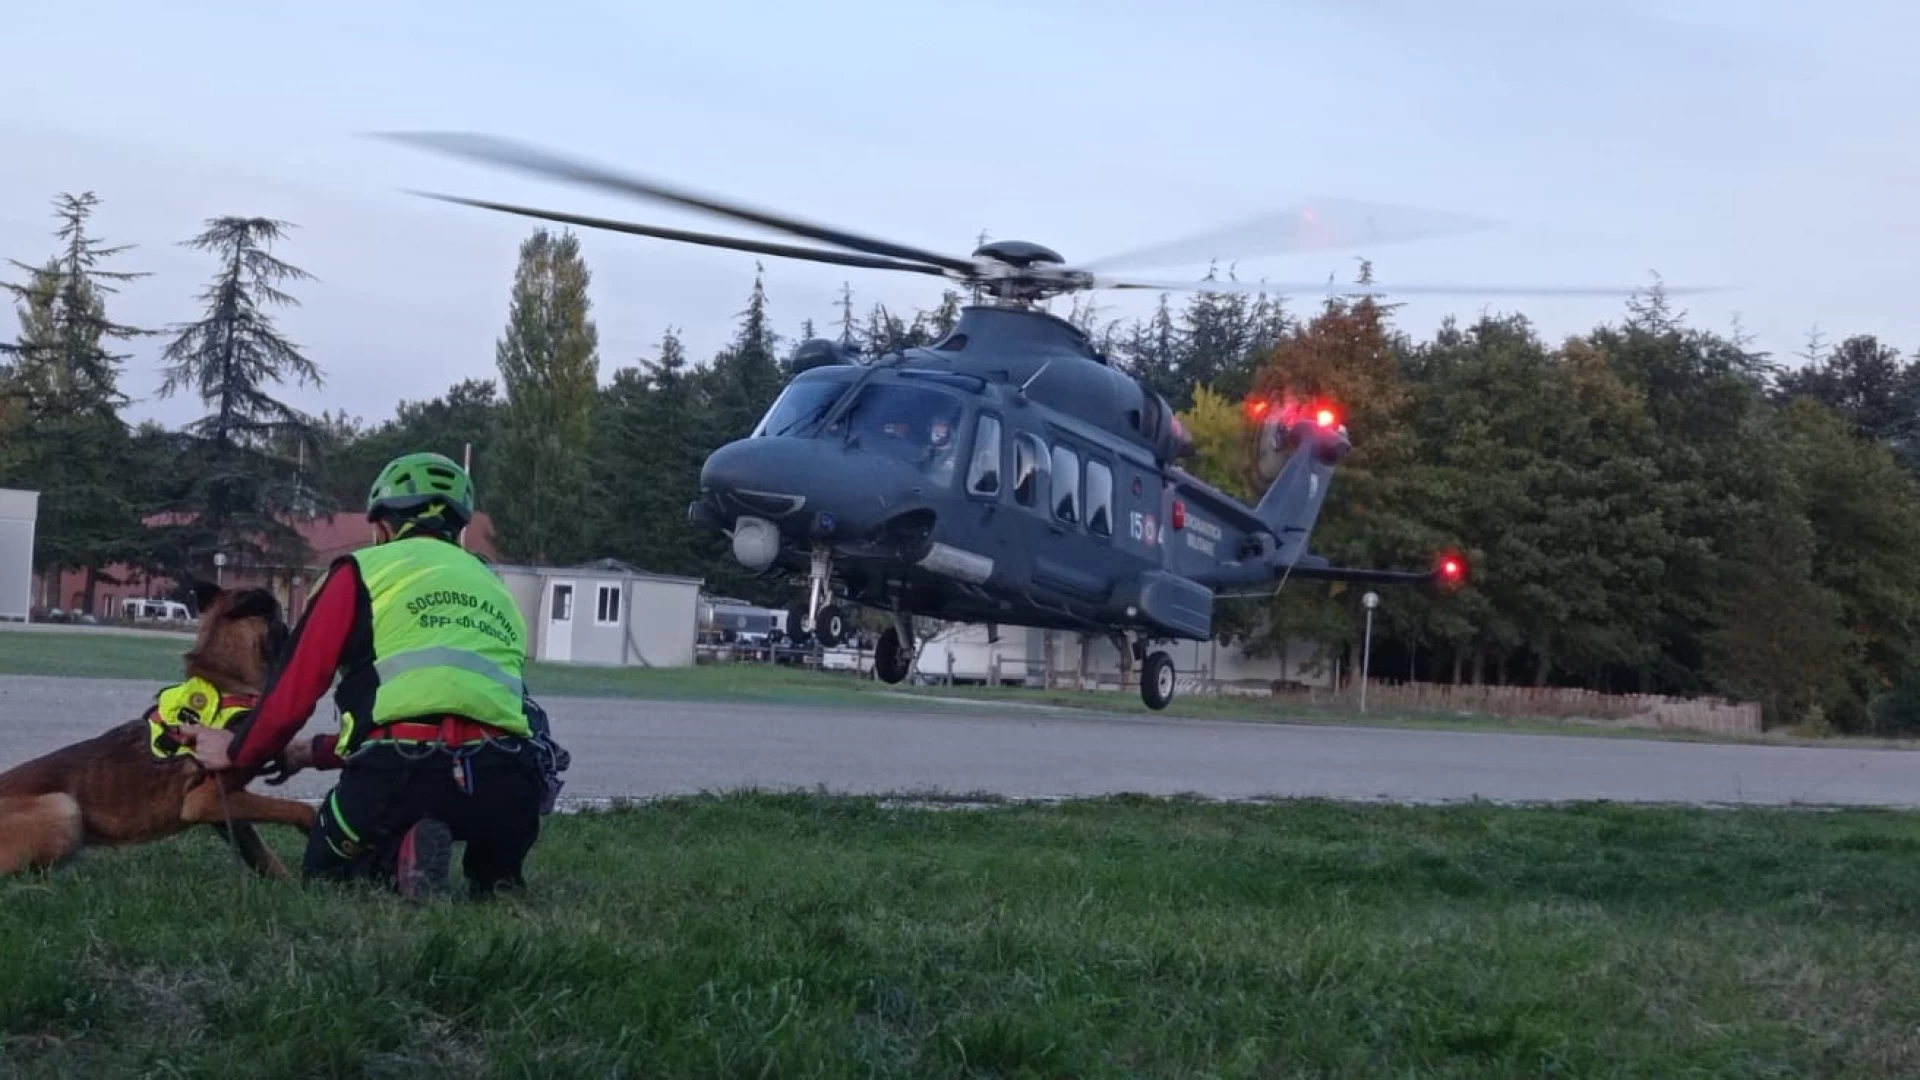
[1009,659,1763,737]
[1259,679,1763,736]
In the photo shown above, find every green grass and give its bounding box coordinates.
[6,793,1920,1077]
[4,626,1909,747]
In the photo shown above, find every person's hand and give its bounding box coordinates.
[175,723,236,771]
[283,736,314,771]
[263,737,314,785]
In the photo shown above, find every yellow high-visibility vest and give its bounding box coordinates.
[145,676,254,759]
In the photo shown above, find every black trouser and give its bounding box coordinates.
[304,739,543,898]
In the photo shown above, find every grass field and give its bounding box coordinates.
[5,793,1920,1077]
[1,625,1907,748]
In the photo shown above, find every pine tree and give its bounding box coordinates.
[1,192,154,412]
[834,282,859,346]
[0,192,155,614]
[151,216,328,578]
[703,267,785,439]
[583,327,710,576]
[158,217,322,445]
[1115,295,1184,406]
[924,289,964,339]
[489,227,600,565]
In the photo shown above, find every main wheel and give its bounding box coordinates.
[875,626,913,684]
[1140,650,1176,710]
[815,604,848,648]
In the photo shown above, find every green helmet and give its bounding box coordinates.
[366,452,475,528]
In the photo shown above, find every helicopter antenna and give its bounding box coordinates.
[970,228,990,305]
[1019,359,1055,395]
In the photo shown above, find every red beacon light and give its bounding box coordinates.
[1315,407,1337,429]
[1436,553,1467,586]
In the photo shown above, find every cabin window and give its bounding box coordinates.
[1013,434,1048,507]
[967,414,1002,496]
[595,583,622,626]
[1085,459,1113,537]
[1050,444,1080,524]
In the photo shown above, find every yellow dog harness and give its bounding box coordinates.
[144,677,256,760]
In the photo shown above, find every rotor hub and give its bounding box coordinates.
[969,240,1093,305]
[971,239,1065,269]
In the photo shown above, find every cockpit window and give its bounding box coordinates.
[820,382,967,485]
[831,382,963,456]
[751,375,853,438]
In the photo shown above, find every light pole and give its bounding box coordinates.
[214,551,227,587]
[1360,590,1379,713]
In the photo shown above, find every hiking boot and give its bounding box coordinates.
[396,818,453,902]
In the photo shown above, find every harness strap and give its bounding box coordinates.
[359,716,510,747]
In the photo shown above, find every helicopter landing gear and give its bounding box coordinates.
[875,612,916,685]
[1124,636,1176,710]
[814,605,848,648]
[793,548,848,648]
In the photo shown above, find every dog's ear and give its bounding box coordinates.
[189,579,223,614]
[225,589,282,622]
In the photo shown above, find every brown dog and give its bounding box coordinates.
[0,581,320,878]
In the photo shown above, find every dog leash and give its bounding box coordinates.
[189,762,252,872]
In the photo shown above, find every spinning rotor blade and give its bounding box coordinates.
[410,192,952,277]
[1096,275,1723,298]
[1076,197,1502,274]
[375,131,980,275]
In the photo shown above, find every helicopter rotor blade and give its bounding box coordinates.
[1093,275,1726,298]
[1075,197,1503,274]
[373,131,981,276]
[408,192,955,278]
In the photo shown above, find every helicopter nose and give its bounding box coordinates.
[694,435,932,543]
[699,438,813,520]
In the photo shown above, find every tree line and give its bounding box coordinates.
[5,190,1919,733]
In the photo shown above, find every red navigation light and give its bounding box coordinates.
[1437,552,1467,586]
[1315,407,1337,428]
[1171,500,1187,530]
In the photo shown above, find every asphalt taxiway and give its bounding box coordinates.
[4,675,1917,808]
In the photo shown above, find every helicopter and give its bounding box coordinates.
[379,132,1710,709]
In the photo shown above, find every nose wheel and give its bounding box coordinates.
[792,548,849,648]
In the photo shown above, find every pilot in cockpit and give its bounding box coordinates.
[879,415,953,448]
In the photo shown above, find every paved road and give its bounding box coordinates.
[3,674,1918,808]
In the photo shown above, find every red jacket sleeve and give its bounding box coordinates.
[229,563,360,773]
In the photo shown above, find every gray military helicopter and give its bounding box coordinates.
[380,132,1703,709]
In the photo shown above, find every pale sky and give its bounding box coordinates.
[4,0,1915,432]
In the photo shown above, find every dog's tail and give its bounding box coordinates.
[0,794,84,875]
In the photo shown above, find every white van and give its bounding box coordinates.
[121,597,192,623]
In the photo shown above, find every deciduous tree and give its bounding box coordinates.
[489,228,600,565]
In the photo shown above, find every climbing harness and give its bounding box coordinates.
[338,696,570,813]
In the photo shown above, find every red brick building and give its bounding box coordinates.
[32,511,499,622]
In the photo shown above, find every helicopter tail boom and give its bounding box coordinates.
[1252,411,1350,563]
